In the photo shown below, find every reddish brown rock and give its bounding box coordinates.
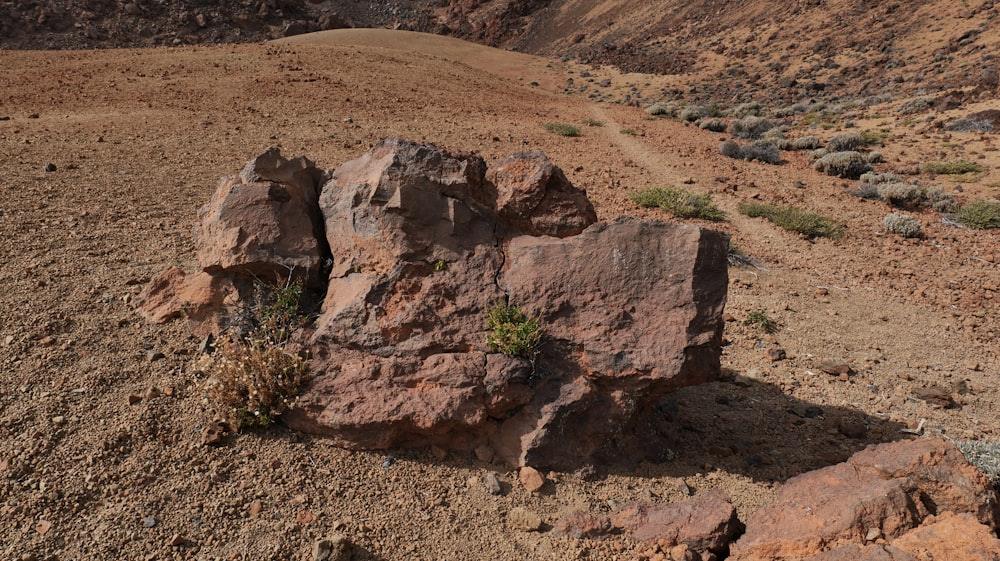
[519,466,545,492]
[142,140,729,469]
[805,512,1000,561]
[553,511,615,539]
[487,151,597,237]
[194,148,325,283]
[731,438,1000,561]
[134,266,242,336]
[490,218,728,468]
[610,490,742,556]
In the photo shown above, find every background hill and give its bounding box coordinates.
[4,0,998,105]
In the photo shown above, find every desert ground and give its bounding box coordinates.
[0,27,998,560]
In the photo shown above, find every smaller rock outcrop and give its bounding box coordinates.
[136,148,326,334]
[195,148,326,283]
[730,438,1000,561]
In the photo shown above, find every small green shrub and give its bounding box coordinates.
[958,200,1000,229]
[731,101,764,118]
[813,151,872,179]
[544,122,581,137]
[581,117,604,127]
[433,260,448,272]
[645,102,676,117]
[745,309,777,333]
[860,129,890,145]
[790,136,823,150]
[631,187,726,221]
[826,132,866,152]
[486,301,542,357]
[729,116,776,140]
[898,96,932,115]
[738,202,844,238]
[620,128,637,136]
[883,213,922,238]
[720,140,782,165]
[921,160,983,175]
[206,284,310,430]
[698,118,727,132]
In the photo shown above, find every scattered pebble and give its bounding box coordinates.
[44,163,56,172]
[142,516,158,528]
[507,507,542,531]
[818,360,853,376]
[766,348,787,362]
[313,535,350,561]
[482,472,502,495]
[519,466,545,493]
[248,500,262,518]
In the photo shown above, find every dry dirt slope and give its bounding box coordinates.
[0,29,998,560]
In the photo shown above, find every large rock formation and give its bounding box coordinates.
[138,139,730,468]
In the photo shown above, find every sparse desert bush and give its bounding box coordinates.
[720,140,782,164]
[698,118,727,132]
[859,172,902,185]
[921,160,983,175]
[923,186,957,212]
[826,132,866,152]
[898,96,932,115]
[944,118,993,132]
[581,117,604,127]
[958,200,1000,229]
[876,182,925,208]
[745,309,777,333]
[205,284,310,430]
[678,104,719,122]
[883,213,922,238]
[738,202,844,238]
[645,102,676,117]
[813,151,872,179]
[952,440,1000,486]
[866,151,885,164]
[860,129,890,145]
[791,136,823,150]
[729,115,776,140]
[731,101,764,118]
[486,301,542,357]
[544,122,581,137]
[808,148,829,162]
[630,187,726,221]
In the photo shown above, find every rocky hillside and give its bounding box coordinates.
[6,0,998,106]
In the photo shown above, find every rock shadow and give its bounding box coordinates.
[594,371,909,484]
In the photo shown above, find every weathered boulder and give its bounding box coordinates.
[194,148,325,283]
[138,139,729,468]
[281,139,728,468]
[611,490,742,555]
[731,438,1000,561]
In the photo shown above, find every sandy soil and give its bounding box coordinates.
[0,30,997,560]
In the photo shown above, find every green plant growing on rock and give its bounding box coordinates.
[486,301,541,358]
[631,187,726,221]
[745,309,777,333]
[544,122,581,137]
[205,283,311,430]
[738,202,844,239]
[958,200,1000,229]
